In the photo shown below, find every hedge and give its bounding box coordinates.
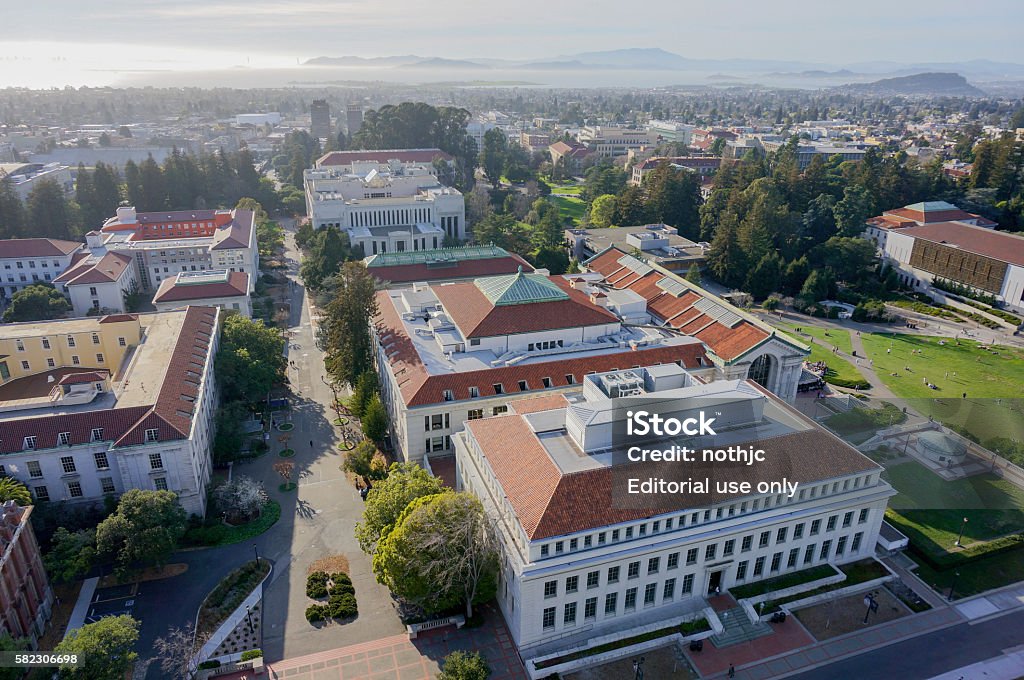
[240,649,262,662]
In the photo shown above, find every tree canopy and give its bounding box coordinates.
[216,314,287,402]
[54,615,139,680]
[317,262,379,387]
[95,490,187,577]
[355,462,446,555]
[2,283,71,322]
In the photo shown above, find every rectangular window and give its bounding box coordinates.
[605,592,617,615]
[810,519,821,535]
[587,571,600,589]
[492,406,507,416]
[584,597,597,620]
[821,540,832,560]
[859,509,869,524]
[608,566,620,584]
[647,557,660,575]
[736,561,748,580]
[625,526,633,539]
[91,332,100,344]
[598,532,606,545]
[442,390,453,402]
[544,580,557,598]
[492,383,504,395]
[759,531,770,548]
[23,436,37,451]
[542,607,555,629]
[624,587,637,611]
[843,511,854,528]
[27,461,42,478]
[644,583,657,606]
[34,486,49,502]
[47,358,55,368]
[627,561,640,579]
[118,337,126,347]
[705,544,717,561]
[612,529,620,541]
[555,541,563,554]
[541,377,552,388]
[741,535,752,552]
[723,539,735,557]
[540,545,549,557]
[667,552,679,569]
[852,532,863,552]
[686,548,698,565]
[517,380,528,391]
[777,527,787,543]
[149,452,163,469]
[60,456,76,474]
[100,477,115,494]
[68,481,83,498]
[467,408,483,421]
[20,360,29,371]
[563,602,576,625]
[468,386,479,398]
[569,538,578,551]
[663,578,676,601]
[753,556,766,576]
[682,574,694,594]
[836,536,848,556]
[794,523,805,539]
[67,335,76,347]
[155,477,168,491]
[804,544,815,565]
[41,338,50,349]
[770,552,782,572]
[566,576,578,594]
[827,515,837,532]
[788,548,799,568]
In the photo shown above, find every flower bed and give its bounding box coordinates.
[198,560,271,635]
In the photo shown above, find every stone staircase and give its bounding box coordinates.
[709,606,773,648]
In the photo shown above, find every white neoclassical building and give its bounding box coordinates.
[453,364,894,654]
[585,247,809,401]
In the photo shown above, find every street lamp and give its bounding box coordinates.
[632,656,645,680]
[955,517,969,547]
[948,571,961,601]
[253,544,260,566]
[862,592,878,624]
[245,604,254,633]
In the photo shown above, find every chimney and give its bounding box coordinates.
[116,206,137,224]
[590,291,608,307]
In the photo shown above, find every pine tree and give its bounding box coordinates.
[123,160,144,208]
[0,177,26,239]
[685,263,702,285]
[27,179,75,239]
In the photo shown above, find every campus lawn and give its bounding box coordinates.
[913,547,1024,598]
[548,194,586,225]
[800,336,870,389]
[550,184,582,195]
[858,333,1024,443]
[882,462,1024,548]
[779,322,854,356]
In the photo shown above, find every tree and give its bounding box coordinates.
[0,478,31,506]
[471,213,530,254]
[27,178,76,239]
[479,128,508,186]
[2,283,71,322]
[439,651,491,680]
[833,184,875,237]
[300,226,354,290]
[95,490,187,577]
[799,268,833,304]
[745,252,783,301]
[373,491,498,618]
[151,622,208,679]
[361,394,388,442]
[318,262,380,386]
[0,634,30,680]
[588,194,617,228]
[643,163,701,239]
[54,615,139,680]
[216,315,286,402]
[346,370,379,418]
[44,528,97,583]
[685,263,702,285]
[0,178,26,238]
[529,246,569,275]
[212,476,268,523]
[355,462,446,555]
[138,155,167,211]
[343,440,379,481]
[273,461,295,489]
[212,401,251,464]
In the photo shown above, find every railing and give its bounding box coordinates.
[406,614,465,638]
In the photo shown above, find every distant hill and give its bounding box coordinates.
[400,58,491,70]
[841,72,985,96]
[304,55,421,66]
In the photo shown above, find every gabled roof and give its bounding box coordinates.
[153,271,249,303]
[209,210,255,250]
[585,247,804,363]
[53,252,133,286]
[57,370,109,386]
[467,411,879,540]
[432,275,618,339]
[0,238,82,259]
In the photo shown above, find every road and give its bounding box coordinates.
[785,609,1024,680]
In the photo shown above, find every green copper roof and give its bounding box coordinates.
[364,244,511,268]
[475,268,569,306]
[904,201,958,212]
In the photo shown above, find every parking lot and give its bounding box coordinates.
[86,583,138,624]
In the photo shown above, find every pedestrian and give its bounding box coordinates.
[728,664,736,679]
[962,392,967,399]
[887,348,891,354]
[310,439,314,448]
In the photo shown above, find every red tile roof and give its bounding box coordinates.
[0,405,153,455]
[368,254,533,285]
[53,252,133,285]
[0,238,82,259]
[431,276,619,339]
[897,222,1024,267]
[509,393,570,415]
[586,248,775,362]
[467,413,879,540]
[373,291,707,407]
[57,370,109,386]
[317,149,453,167]
[98,314,139,324]
[153,271,249,303]
[210,210,255,250]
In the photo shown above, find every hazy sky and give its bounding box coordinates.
[2,0,1023,86]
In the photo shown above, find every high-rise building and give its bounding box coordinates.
[311,99,331,141]
[346,104,363,137]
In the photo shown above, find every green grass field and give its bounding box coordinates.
[548,194,586,225]
[859,333,1024,444]
[780,322,854,355]
[913,545,1024,598]
[550,184,582,195]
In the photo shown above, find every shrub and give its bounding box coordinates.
[330,572,352,587]
[306,571,329,599]
[328,591,358,619]
[439,650,491,680]
[305,604,329,623]
[197,660,221,670]
[240,649,263,661]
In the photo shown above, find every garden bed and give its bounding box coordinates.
[183,501,281,548]
[534,618,710,670]
[761,559,890,614]
[730,564,837,600]
[198,560,271,635]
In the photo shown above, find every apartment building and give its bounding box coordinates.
[372,269,712,464]
[578,126,657,157]
[0,238,84,299]
[0,308,220,516]
[0,503,53,647]
[585,248,809,401]
[152,270,251,317]
[454,365,894,653]
[52,251,138,316]
[304,158,465,255]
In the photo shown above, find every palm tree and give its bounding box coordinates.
[0,478,32,506]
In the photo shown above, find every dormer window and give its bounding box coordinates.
[57,432,71,446]
[493,383,504,395]
[22,436,36,451]
[517,380,528,391]
[145,428,159,443]
[541,377,552,388]
[442,389,454,402]
[468,386,479,398]
[91,428,104,442]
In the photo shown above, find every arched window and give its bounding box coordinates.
[747,354,773,388]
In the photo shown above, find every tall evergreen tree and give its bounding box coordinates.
[27,178,75,239]
[0,178,26,238]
